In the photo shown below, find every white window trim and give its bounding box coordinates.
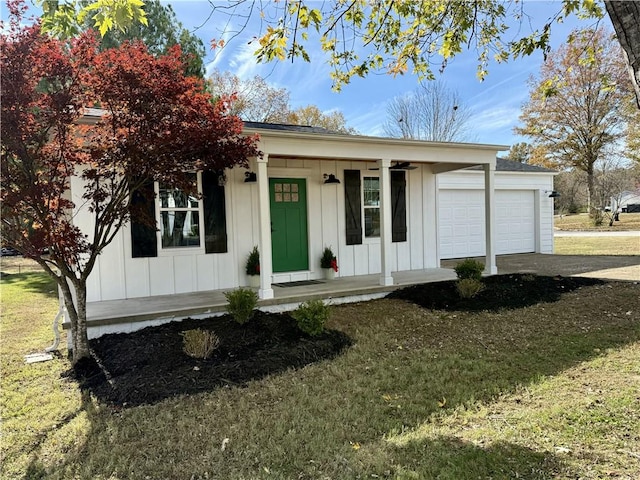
[363,174,381,241]
[155,172,206,256]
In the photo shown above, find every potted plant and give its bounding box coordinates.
[246,246,260,287]
[320,246,338,280]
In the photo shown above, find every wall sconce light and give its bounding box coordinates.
[244,171,257,183]
[218,172,227,186]
[545,190,561,198]
[323,174,341,184]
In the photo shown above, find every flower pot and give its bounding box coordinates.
[248,275,260,288]
[323,268,336,281]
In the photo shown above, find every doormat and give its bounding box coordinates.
[272,280,325,288]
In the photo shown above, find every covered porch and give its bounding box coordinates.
[78,267,457,338]
[243,124,504,301]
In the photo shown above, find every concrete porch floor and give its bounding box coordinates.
[86,267,457,331]
[80,252,639,337]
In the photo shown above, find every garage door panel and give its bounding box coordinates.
[439,189,536,258]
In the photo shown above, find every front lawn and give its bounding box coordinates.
[554,236,640,255]
[2,271,639,479]
[555,212,640,231]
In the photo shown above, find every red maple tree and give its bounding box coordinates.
[1,0,260,363]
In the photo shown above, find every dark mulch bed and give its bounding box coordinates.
[68,311,352,408]
[388,274,604,311]
[68,274,603,408]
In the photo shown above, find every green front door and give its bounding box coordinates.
[269,178,308,272]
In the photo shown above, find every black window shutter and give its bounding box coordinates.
[202,170,228,253]
[344,170,362,245]
[131,180,157,258]
[391,170,407,243]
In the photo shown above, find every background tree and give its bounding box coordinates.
[285,105,357,134]
[207,70,290,122]
[383,80,471,142]
[554,170,588,215]
[515,28,633,213]
[0,4,259,363]
[594,158,637,224]
[504,142,533,163]
[207,70,356,132]
[82,0,206,77]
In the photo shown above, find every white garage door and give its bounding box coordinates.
[439,190,536,259]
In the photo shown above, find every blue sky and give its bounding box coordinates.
[4,1,612,147]
[163,0,612,147]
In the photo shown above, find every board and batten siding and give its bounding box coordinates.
[81,159,439,302]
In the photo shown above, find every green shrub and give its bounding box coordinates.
[456,278,485,299]
[454,258,484,281]
[320,246,337,269]
[568,203,580,214]
[182,329,220,359]
[245,246,260,275]
[224,287,258,324]
[291,299,330,336]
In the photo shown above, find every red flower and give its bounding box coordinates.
[330,258,338,272]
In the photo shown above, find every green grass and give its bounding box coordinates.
[0,272,88,479]
[555,236,640,255]
[2,272,639,479]
[555,212,640,231]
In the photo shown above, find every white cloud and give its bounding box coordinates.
[224,40,263,80]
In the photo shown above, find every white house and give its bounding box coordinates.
[64,121,556,332]
[612,189,640,213]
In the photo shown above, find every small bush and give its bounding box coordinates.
[456,278,485,299]
[245,246,260,275]
[320,246,338,271]
[182,329,220,359]
[568,203,580,214]
[292,299,330,336]
[591,209,604,227]
[225,287,258,324]
[454,258,484,281]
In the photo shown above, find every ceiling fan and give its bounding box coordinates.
[368,161,417,171]
[390,162,417,170]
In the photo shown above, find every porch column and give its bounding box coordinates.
[257,155,274,299]
[379,158,394,286]
[483,163,498,275]
[534,189,542,253]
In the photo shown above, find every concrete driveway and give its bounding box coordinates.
[442,253,640,282]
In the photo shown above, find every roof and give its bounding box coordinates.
[243,121,338,135]
[243,121,509,152]
[496,157,556,173]
[467,157,556,173]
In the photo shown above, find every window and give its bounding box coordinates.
[158,173,202,249]
[363,176,380,238]
[343,169,406,245]
[131,171,228,257]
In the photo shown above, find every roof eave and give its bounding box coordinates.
[242,126,509,152]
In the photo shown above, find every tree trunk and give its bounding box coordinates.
[58,275,91,364]
[606,1,640,108]
[586,166,596,216]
